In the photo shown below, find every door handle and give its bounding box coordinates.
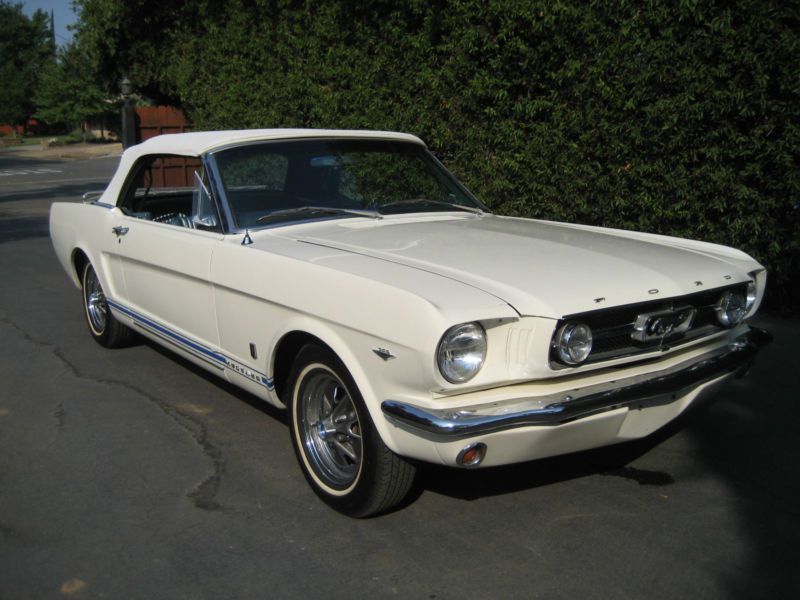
[112,226,129,237]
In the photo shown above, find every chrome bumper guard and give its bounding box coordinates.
[381,327,771,439]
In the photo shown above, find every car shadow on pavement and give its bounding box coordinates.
[142,338,288,427]
[685,315,799,598]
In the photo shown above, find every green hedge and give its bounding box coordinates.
[83,0,800,310]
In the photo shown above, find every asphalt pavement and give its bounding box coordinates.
[1,153,798,599]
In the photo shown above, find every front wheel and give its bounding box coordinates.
[288,345,416,517]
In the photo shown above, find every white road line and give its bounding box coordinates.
[0,168,63,177]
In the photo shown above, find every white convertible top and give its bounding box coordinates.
[100,129,426,205]
[129,128,424,158]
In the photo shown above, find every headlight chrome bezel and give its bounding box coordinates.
[554,321,593,365]
[437,322,487,384]
[716,289,748,327]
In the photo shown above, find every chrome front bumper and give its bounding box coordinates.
[381,327,771,439]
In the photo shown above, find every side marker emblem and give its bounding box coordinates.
[373,348,395,361]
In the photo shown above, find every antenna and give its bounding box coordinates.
[242,229,253,246]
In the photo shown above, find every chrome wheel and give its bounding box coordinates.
[298,368,362,489]
[84,265,108,334]
[288,345,416,516]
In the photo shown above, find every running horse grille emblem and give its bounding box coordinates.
[631,305,696,344]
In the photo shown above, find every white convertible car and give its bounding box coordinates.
[50,129,769,516]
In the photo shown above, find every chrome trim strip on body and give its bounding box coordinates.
[203,153,236,234]
[382,327,771,438]
[106,298,275,390]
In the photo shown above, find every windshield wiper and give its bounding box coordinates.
[379,198,486,215]
[257,206,383,223]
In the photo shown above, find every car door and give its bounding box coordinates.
[109,154,224,358]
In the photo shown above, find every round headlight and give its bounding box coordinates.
[716,290,747,327]
[554,321,593,365]
[437,322,486,383]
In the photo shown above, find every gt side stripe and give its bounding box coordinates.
[107,299,227,364]
[106,298,275,390]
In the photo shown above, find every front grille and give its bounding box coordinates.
[550,284,746,367]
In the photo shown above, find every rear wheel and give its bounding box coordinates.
[288,344,416,517]
[81,261,135,348]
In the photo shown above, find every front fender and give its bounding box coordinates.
[265,314,431,456]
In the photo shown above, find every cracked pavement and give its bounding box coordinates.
[1,155,798,599]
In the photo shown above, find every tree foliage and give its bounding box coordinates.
[0,1,54,129]
[73,0,800,310]
[34,41,112,135]
[71,0,187,102]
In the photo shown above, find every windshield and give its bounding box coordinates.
[212,139,485,229]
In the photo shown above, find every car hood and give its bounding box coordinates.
[288,214,756,318]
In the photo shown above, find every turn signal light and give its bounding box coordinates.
[456,442,487,467]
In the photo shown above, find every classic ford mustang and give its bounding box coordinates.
[50,129,769,516]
